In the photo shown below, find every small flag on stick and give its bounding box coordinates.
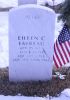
[53,24,70,68]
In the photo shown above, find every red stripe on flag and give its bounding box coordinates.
[56,41,66,64]
[65,42,70,56]
[53,56,59,68]
[54,42,62,67]
[60,43,69,62]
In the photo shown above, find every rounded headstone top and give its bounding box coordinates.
[10,4,55,15]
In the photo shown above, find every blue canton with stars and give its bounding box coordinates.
[58,24,70,44]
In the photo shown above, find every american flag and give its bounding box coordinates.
[53,24,70,68]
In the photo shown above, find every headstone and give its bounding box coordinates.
[18,0,37,5]
[9,4,55,81]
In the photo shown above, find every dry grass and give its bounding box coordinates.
[0,67,70,96]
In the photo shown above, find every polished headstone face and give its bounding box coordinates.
[9,4,55,81]
[18,0,37,5]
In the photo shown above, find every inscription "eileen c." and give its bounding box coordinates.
[18,36,45,41]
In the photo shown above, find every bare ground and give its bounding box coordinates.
[0,67,70,96]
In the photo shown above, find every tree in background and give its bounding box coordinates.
[58,0,70,28]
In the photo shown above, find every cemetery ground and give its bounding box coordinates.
[0,4,70,100]
[0,67,70,96]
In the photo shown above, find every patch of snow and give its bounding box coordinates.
[0,95,46,100]
[52,89,70,100]
[61,89,70,97]
[0,0,17,7]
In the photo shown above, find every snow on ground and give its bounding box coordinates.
[0,9,70,100]
[0,12,9,67]
[0,95,46,100]
[0,0,17,7]
[0,11,70,100]
[0,0,70,100]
